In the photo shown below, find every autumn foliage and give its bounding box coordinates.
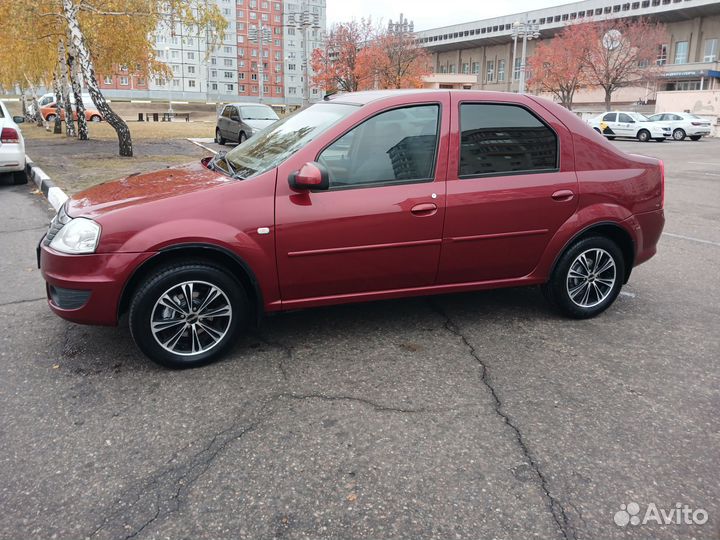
[528,18,667,110]
[312,20,431,93]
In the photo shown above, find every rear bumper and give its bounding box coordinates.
[0,145,25,172]
[627,209,665,267]
[39,240,153,326]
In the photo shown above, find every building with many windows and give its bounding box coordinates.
[99,0,326,107]
[417,0,720,119]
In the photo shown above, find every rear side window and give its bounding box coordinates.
[602,112,617,122]
[459,103,558,178]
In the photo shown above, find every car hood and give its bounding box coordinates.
[245,118,276,130]
[67,161,233,219]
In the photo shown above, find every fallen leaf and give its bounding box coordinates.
[346,493,357,502]
[52,364,60,369]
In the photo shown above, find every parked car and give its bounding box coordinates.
[41,101,102,123]
[588,111,671,142]
[39,90,665,369]
[215,103,279,145]
[28,92,93,118]
[647,112,712,141]
[0,100,27,185]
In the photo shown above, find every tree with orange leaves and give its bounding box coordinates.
[360,31,431,89]
[311,20,376,93]
[527,23,591,110]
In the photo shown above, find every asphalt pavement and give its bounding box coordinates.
[0,137,718,540]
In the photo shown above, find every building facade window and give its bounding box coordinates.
[486,60,494,82]
[471,62,479,74]
[513,57,521,80]
[704,38,718,62]
[462,62,469,74]
[119,76,129,86]
[498,59,505,82]
[449,64,456,73]
[674,41,688,64]
[657,43,668,65]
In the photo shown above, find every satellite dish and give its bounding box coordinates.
[602,29,622,50]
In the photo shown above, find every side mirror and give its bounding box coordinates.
[289,162,329,191]
[13,116,25,124]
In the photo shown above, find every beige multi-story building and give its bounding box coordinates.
[416,0,720,123]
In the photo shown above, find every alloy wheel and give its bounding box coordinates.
[566,248,617,308]
[150,280,232,356]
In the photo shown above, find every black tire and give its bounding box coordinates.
[215,128,226,145]
[654,138,665,142]
[637,129,650,142]
[542,236,625,319]
[239,132,247,144]
[12,170,28,185]
[129,262,250,369]
[90,115,102,122]
[46,114,56,122]
[672,128,686,141]
[689,135,701,141]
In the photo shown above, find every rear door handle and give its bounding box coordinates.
[551,189,574,202]
[411,203,438,216]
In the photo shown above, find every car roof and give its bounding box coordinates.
[325,89,539,107]
[224,102,274,108]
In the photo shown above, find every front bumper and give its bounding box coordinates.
[39,240,153,326]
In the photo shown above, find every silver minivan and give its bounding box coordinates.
[214,103,279,145]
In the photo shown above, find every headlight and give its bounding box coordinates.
[49,217,101,254]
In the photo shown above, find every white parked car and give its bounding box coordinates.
[27,92,94,118]
[588,111,671,142]
[647,112,712,141]
[0,100,27,185]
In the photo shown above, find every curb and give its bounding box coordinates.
[25,154,68,211]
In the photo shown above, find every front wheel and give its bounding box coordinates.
[89,115,101,122]
[542,236,625,319]
[637,130,650,142]
[46,114,57,122]
[129,263,249,369]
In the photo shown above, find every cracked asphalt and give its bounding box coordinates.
[1,138,718,539]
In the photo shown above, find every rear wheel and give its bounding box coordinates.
[542,236,625,319]
[89,115,101,122]
[215,128,226,145]
[637,129,650,142]
[672,128,686,141]
[46,113,57,122]
[12,170,27,185]
[129,262,249,369]
[689,135,701,141]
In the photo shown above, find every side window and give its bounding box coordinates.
[603,112,617,122]
[318,104,439,189]
[222,106,231,118]
[618,113,633,123]
[459,103,558,178]
[671,114,682,121]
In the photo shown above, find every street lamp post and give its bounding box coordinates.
[511,18,540,95]
[164,46,174,118]
[286,3,321,108]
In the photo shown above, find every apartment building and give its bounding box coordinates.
[417,0,720,116]
[99,0,326,106]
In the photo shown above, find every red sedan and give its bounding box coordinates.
[39,90,664,368]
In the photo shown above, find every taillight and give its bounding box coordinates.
[691,121,707,126]
[0,128,20,143]
[659,159,665,209]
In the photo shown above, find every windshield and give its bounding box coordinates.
[225,102,358,179]
[240,105,279,120]
[629,113,651,122]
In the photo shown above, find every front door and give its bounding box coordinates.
[275,100,450,303]
[437,97,578,284]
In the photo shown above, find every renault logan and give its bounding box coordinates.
[39,90,665,369]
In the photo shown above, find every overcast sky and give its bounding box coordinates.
[327,0,568,31]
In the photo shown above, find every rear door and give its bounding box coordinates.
[275,96,450,302]
[599,112,617,137]
[436,95,578,284]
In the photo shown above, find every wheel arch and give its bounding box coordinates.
[118,243,264,325]
[548,221,635,284]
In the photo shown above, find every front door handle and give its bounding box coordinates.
[411,203,438,216]
[551,189,575,202]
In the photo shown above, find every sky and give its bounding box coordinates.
[327,0,569,31]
